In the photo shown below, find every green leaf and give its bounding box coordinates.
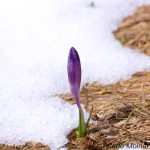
[119,37,127,44]
[85,106,93,133]
[90,2,94,7]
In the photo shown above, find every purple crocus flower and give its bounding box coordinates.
[67,47,81,108]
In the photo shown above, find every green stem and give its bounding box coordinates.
[76,106,94,139]
[78,107,85,137]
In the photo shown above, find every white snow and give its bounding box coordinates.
[0,0,150,149]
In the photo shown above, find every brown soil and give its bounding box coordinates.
[1,5,150,150]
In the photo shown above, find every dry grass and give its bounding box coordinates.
[114,5,150,56]
[0,142,50,150]
[1,5,150,150]
[60,72,150,121]
[61,72,150,150]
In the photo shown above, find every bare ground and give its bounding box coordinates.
[0,5,150,150]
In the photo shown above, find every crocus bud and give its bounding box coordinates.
[67,47,81,108]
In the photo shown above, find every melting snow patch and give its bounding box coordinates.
[0,0,150,149]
